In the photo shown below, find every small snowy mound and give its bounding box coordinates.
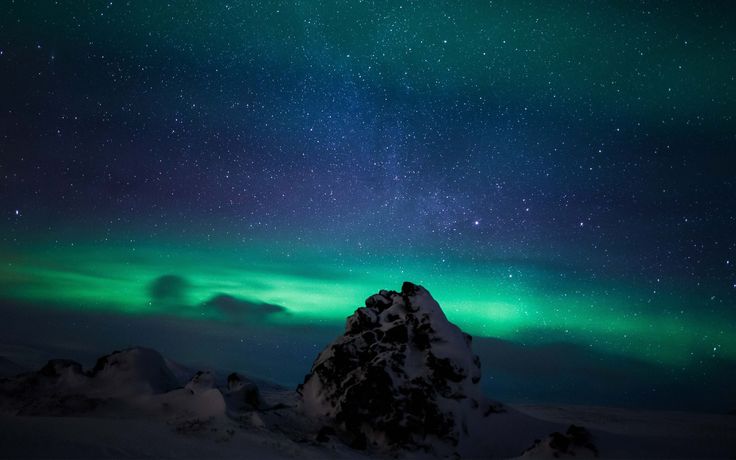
[89,347,180,396]
[521,425,598,458]
[158,386,227,420]
[0,346,273,426]
[224,372,265,411]
[298,282,497,451]
[185,371,216,394]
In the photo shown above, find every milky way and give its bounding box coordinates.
[1,2,735,406]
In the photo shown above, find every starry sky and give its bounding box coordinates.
[1,1,735,409]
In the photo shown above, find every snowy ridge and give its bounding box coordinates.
[0,347,261,421]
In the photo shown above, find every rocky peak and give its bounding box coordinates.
[298,282,496,452]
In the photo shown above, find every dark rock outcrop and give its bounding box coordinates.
[298,282,498,452]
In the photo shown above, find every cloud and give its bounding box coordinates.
[146,275,287,323]
[148,275,190,307]
[202,294,288,321]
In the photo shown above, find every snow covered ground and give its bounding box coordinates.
[0,413,368,459]
[515,404,736,459]
[1,350,734,459]
[1,401,734,458]
[0,284,733,458]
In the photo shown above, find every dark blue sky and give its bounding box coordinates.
[0,1,734,411]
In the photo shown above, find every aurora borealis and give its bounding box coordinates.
[1,1,734,409]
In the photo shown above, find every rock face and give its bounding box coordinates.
[298,282,496,451]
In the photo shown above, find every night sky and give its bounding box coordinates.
[1,1,735,409]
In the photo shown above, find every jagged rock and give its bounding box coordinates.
[298,282,496,452]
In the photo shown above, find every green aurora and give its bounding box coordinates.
[1,238,732,367]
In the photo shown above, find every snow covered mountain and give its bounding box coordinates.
[298,281,501,453]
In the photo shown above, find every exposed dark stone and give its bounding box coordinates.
[549,431,571,453]
[384,323,408,344]
[226,372,239,386]
[362,330,376,345]
[566,425,598,456]
[365,294,392,311]
[401,281,419,295]
[345,308,378,335]
[427,353,465,383]
[412,322,434,350]
[472,355,482,384]
[350,431,368,450]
